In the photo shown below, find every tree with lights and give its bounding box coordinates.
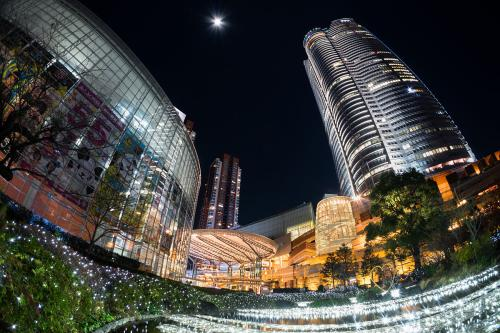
[322,243,357,287]
[452,197,484,243]
[449,192,500,265]
[83,165,147,250]
[360,243,384,287]
[385,246,411,274]
[321,252,341,288]
[335,243,357,286]
[365,170,447,272]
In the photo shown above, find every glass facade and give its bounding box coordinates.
[237,203,315,241]
[304,19,475,196]
[315,195,356,256]
[0,0,200,280]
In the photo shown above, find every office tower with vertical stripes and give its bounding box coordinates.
[304,18,474,196]
[198,154,241,229]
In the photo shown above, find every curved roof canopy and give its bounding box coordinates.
[189,229,278,265]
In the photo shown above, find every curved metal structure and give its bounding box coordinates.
[189,229,278,265]
[304,18,474,196]
[0,0,200,280]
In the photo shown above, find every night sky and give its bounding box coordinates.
[79,0,498,225]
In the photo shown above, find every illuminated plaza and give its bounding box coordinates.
[161,268,499,332]
[0,0,498,332]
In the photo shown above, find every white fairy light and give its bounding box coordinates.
[390,288,401,298]
[235,267,498,323]
[3,219,499,332]
[159,282,499,332]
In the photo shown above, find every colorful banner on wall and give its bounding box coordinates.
[20,80,126,209]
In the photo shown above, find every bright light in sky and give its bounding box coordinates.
[211,15,224,28]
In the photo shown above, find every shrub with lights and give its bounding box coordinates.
[0,221,107,332]
[0,204,208,332]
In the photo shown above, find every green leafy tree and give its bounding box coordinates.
[321,252,341,288]
[0,223,102,332]
[335,243,357,286]
[360,243,384,287]
[450,192,500,264]
[365,170,447,271]
[321,243,357,287]
[453,198,484,242]
[83,165,148,249]
[385,245,411,273]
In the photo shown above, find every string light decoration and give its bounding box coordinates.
[370,263,398,294]
[150,267,499,332]
[236,267,498,321]
[2,218,499,332]
[1,219,204,331]
[156,278,498,332]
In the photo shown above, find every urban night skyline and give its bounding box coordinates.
[78,0,498,225]
[1,1,499,331]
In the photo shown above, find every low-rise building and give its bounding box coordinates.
[432,151,500,204]
[237,202,315,241]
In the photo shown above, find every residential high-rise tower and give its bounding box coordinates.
[304,18,474,196]
[198,154,241,229]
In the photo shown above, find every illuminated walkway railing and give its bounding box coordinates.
[236,266,498,322]
[157,266,499,332]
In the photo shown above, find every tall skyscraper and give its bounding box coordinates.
[198,154,241,229]
[304,18,475,196]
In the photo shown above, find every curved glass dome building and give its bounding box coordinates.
[0,0,200,279]
[304,19,474,196]
[315,195,356,256]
